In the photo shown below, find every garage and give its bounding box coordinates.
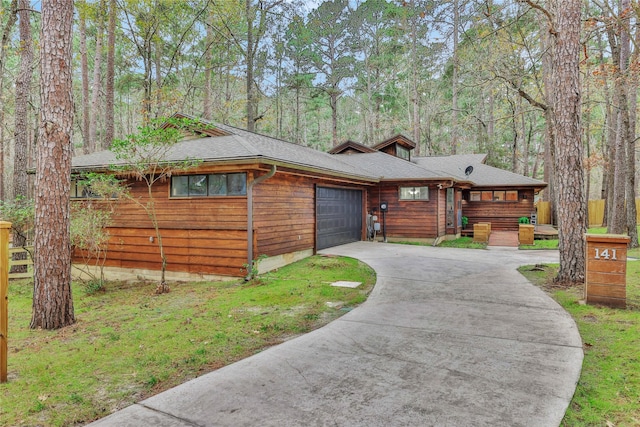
[316,187,363,250]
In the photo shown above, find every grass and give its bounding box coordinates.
[0,255,375,426]
[518,261,640,426]
[438,236,487,249]
[519,239,559,250]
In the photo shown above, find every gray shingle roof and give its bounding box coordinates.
[334,152,455,181]
[413,154,546,188]
[71,119,545,189]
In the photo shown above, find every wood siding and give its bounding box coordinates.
[367,183,439,239]
[253,174,316,256]
[74,168,370,278]
[73,173,249,277]
[462,188,535,231]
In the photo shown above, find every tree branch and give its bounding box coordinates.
[520,0,557,35]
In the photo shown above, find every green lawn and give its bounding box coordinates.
[519,261,640,426]
[0,256,375,426]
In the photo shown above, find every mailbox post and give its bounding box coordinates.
[585,234,630,308]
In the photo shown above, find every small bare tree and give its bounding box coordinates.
[70,173,125,290]
[110,117,202,293]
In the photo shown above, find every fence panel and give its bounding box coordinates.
[536,201,551,224]
[9,247,34,280]
[588,199,605,227]
[536,199,640,227]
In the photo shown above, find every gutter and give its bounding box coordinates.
[246,165,277,279]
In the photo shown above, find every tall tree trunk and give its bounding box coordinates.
[246,0,256,132]
[89,0,105,152]
[14,0,31,193]
[608,2,630,234]
[0,0,18,201]
[331,90,339,146]
[410,0,421,154]
[203,11,213,120]
[451,0,459,154]
[551,0,586,284]
[31,0,75,330]
[79,3,90,153]
[104,0,116,149]
[13,0,33,261]
[540,9,556,225]
[626,13,639,247]
[154,36,163,119]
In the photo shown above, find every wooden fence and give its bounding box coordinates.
[1,221,9,382]
[536,199,640,226]
[8,247,34,280]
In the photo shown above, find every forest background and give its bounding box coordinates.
[0,0,638,243]
[0,0,637,196]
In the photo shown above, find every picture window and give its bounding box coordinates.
[171,173,247,197]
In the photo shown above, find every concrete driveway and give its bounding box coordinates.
[88,242,583,427]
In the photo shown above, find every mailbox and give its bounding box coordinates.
[585,234,630,308]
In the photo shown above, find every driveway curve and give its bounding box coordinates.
[88,242,583,427]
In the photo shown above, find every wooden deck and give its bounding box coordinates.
[534,224,559,240]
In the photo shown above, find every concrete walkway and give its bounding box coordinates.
[88,243,582,427]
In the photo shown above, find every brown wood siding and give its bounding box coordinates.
[109,179,248,230]
[462,188,535,231]
[366,183,439,239]
[73,175,249,277]
[253,174,369,256]
[73,166,371,276]
[94,227,248,276]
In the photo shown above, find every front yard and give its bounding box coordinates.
[0,256,375,426]
[519,261,640,426]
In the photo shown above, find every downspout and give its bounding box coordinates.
[246,165,277,279]
[434,184,441,246]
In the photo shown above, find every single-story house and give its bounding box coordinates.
[71,113,546,280]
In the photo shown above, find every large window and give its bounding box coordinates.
[171,173,247,197]
[399,186,429,200]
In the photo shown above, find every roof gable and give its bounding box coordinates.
[372,134,416,151]
[328,140,376,154]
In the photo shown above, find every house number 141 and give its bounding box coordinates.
[594,248,617,260]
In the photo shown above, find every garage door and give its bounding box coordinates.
[316,187,362,250]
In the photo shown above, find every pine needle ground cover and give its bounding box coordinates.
[519,261,640,426]
[1,255,375,426]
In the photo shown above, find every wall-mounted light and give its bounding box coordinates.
[522,193,528,200]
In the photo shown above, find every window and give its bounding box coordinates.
[468,190,519,202]
[396,145,410,160]
[399,186,429,200]
[171,173,247,197]
[506,190,518,201]
[70,179,100,199]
